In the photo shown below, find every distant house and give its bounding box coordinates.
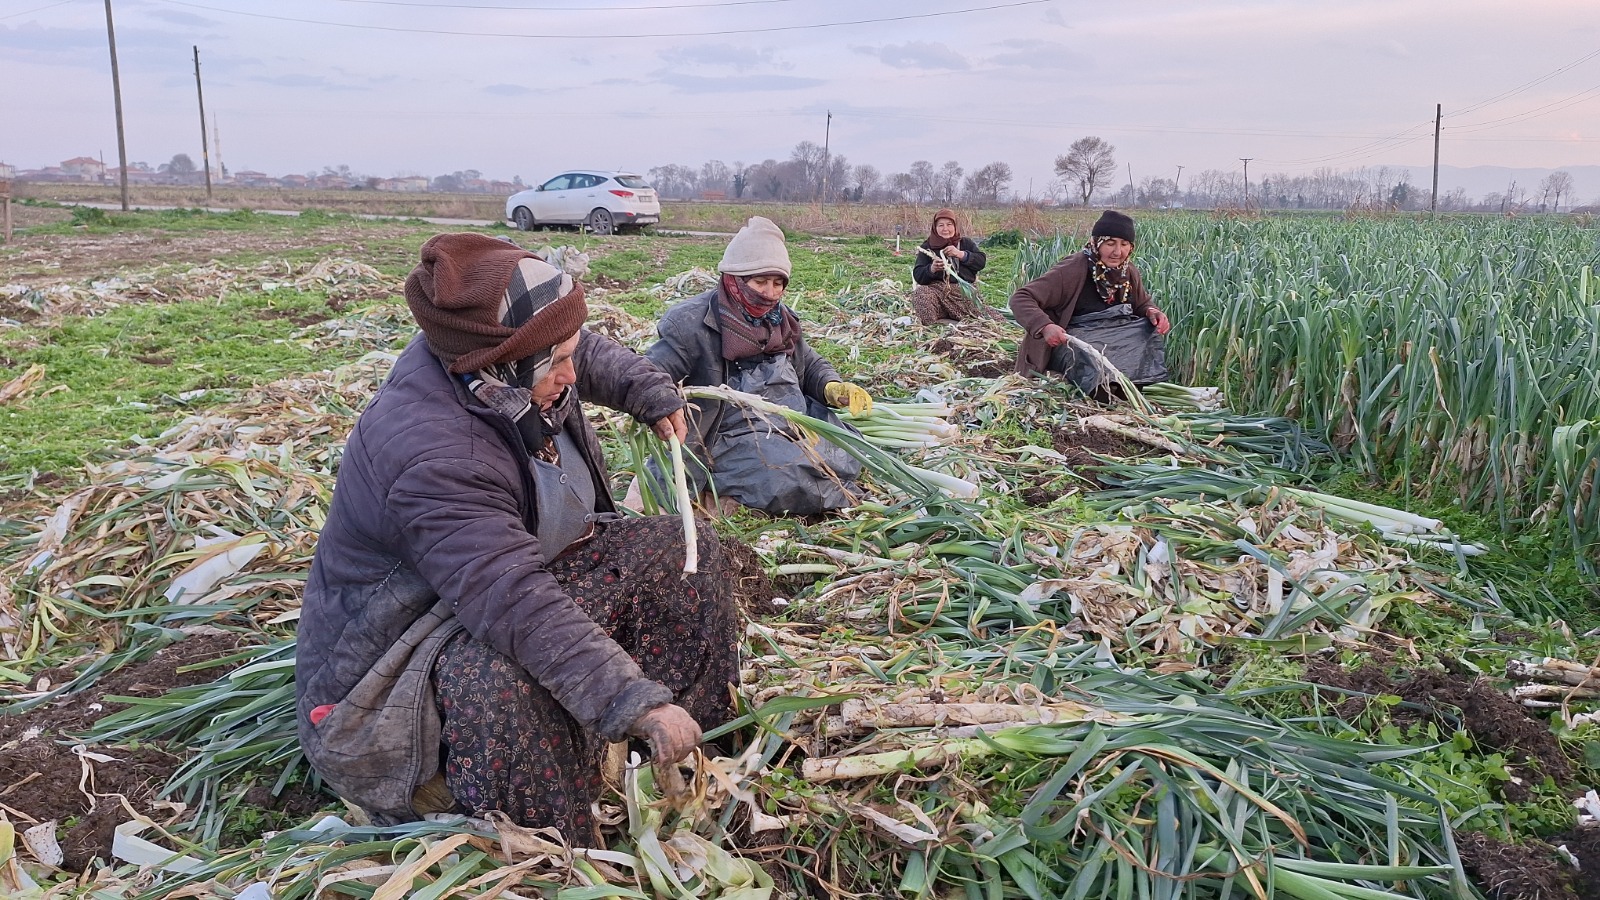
[231,171,277,188]
[313,174,355,190]
[377,176,429,193]
[61,156,107,181]
[0,162,14,180]
[279,174,311,188]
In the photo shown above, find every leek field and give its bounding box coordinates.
[1,205,1599,899]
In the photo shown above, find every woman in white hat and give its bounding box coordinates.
[645,216,872,515]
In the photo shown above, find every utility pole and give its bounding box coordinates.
[104,0,129,211]
[214,117,224,179]
[1126,163,1134,206]
[820,110,832,215]
[193,46,213,204]
[1239,158,1253,210]
[1430,103,1441,215]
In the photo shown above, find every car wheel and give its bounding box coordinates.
[587,208,614,235]
[512,207,535,231]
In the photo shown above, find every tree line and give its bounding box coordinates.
[642,137,1594,213]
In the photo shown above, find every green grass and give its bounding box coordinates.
[0,289,387,475]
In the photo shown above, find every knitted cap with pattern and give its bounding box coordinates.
[404,232,587,374]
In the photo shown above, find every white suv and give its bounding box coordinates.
[505,171,661,235]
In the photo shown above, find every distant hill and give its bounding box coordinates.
[1387,164,1600,209]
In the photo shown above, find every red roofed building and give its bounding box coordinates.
[61,157,106,180]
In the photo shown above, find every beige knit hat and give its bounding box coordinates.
[718,216,791,278]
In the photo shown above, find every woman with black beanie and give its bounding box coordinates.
[1008,210,1171,394]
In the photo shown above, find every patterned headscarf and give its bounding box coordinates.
[1081,236,1133,306]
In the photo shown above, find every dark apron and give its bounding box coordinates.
[707,353,862,515]
[1048,305,1168,393]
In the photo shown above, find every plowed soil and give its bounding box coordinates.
[0,632,329,871]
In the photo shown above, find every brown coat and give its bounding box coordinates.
[1008,252,1153,377]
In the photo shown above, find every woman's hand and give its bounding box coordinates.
[629,704,702,764]
[1146,307,1171,335]
[1042,324,1068,347]
[930,256,946,273]
[943,246,966,262]
[652,409,688,442]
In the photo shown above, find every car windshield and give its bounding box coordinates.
[615,175,650,189]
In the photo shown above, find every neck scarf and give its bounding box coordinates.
[926,210,962,251]
[716,274,801,361]
[1081,237,1133,306]
[464,366,568,464]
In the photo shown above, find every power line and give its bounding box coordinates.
[0,0,75,20]
[151,0,1053,38]
[1452,46,1600,117]
[1446,82,1600,133]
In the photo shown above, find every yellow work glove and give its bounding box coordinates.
[824,381,873,416]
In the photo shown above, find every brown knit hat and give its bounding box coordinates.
[404,233,587,374]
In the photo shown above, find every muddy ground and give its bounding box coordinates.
[0,220,430,287]
[1306,659,1597,900]
[0,632,327,871]
[0,532,785,875]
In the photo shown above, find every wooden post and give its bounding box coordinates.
[1,179,11,244]
[1430,103,1441,215]
[194,46,213,204]
[104,0,130,211]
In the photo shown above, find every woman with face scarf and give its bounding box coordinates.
[1009,210,1171,394]
[645,216,873,516]
[909,208,998,324]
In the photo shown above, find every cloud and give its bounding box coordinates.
[853,42,969,70]
[484,83,536,96]
[653,73,825,94]
[144,9,218,27]
[986,39,1083,70]
[0,23,103,55]
[658,43,790,71]
[242,73,368,91]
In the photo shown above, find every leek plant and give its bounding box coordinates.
[1088,215,1600,568]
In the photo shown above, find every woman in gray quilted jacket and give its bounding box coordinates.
[296,233,738,842]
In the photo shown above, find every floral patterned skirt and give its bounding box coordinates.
[911,281,1000,325]
[430,516,737,840]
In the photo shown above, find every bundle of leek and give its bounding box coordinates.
[1092,463,1488,556]
[681,385,979,500]
[1140,381,1225,412]
[838,400,959,450]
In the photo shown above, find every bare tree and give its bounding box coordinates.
[789,141,826,198]
[1540,171,1575,212]
[908,160,938,204]
[936,161,964,205]
[1055,137,1117,206]
[699,160,732,196]
[647,164,699,199]
[852,164,882,202]
[886,171,916,203]
[1138,176,1177,208]
[961,161,1012,205]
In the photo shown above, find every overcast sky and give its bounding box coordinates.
[3,0,1598,199]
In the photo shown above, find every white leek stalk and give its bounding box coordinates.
[669,435,697,574]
